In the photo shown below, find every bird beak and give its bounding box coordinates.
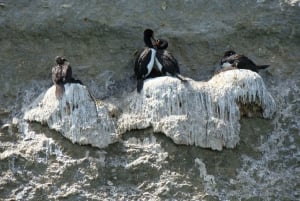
[151,37,157,46]
[151,35,156,42]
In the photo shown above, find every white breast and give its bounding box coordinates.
[155,58,163,72]
[145,48,156,77]
[222,62,232,68]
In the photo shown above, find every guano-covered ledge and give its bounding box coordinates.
[24,69,276,150]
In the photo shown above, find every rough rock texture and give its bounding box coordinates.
[24,84,118,148]
[1,1,300,200]
[24,70,276,150]
[119,70,276,150]
[1,0,299,109]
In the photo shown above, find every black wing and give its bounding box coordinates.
[221,54,258,71]
[156,49,180,75]
[62,63,72,83]
[134,47,153,79]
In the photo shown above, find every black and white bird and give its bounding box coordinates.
[52,56,82,98]
[154,38,186,82]
[134,29,157,93]
[220,50,270,73]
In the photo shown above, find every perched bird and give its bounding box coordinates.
[51,56,82,98]
[154,38,186,82]
[52,56,71,98]
[220,50,270,73]
[134,29,157,93]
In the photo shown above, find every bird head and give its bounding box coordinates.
[55,56,67,65]
[144,29,155,39]
[155,39,168,50]
[223,50,236,57]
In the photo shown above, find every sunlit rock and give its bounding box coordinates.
[24,84,118,148]
[24,70,276,151]
[118,70,276,150]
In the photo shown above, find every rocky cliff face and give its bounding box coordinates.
[1,0,299,106]
[1,0,300,200]
[24,70,276,151]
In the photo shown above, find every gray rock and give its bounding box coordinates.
[118,70,276,150]
[24,70,276,150]
[24,83,118,148]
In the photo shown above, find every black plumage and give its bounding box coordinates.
[220,50,270,73]
[52,56,82,98]
[134,29,157,93]
[154,38,186,82]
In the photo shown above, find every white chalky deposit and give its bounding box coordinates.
[24,70,276,150]
[24,84,118,148]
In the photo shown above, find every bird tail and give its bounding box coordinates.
[55,84,65,99]
[175,74,188,82]
[257,65,270,70]
[70,77,84,85]
[137,79,144,93]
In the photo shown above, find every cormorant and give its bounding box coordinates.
[52,56,82,98]
[134,29,157,93]
[220,50,270,73]
[154,38,186,82]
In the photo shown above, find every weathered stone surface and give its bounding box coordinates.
[2,1,300,199]
[24,70,276,150]
[118,70,276,150]
[24,84,118,148]
[1,0,299,109]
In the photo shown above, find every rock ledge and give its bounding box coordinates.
[24,70,276,150]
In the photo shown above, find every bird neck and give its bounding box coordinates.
[144,37,153,48]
